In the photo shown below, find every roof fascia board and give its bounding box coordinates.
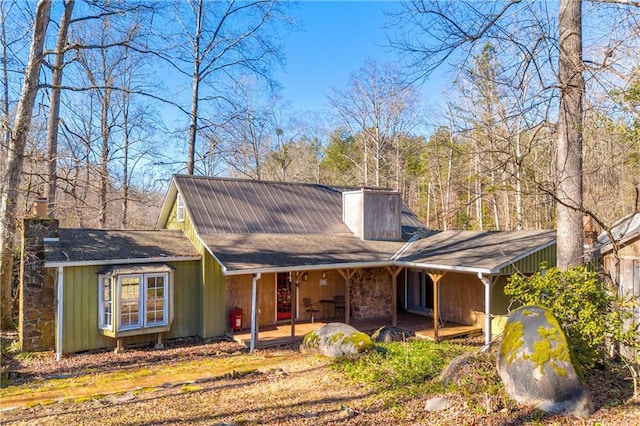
[155,178,178,229]
[489,238,557,273]
[45,256,201,268]
[600,232,640,254]
[223,260,396,276]
[394,260,492,275]
[198,235,231,274]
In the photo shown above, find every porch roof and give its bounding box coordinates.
[396,230,556,274]
[200,229,556,276]
[199,232,405,275]
[44,229,201,267]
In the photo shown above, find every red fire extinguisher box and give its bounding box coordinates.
[229,307,243,331]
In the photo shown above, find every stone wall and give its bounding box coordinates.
[19,218,59,351]
[349,268,393,319]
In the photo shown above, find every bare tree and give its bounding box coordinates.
[328,59,419,188]
[162,0,291,175]
[45,0,75,218]
[389,0,631,268]
[0,0,51,329]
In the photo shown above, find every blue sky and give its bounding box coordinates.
[275,1,412,113]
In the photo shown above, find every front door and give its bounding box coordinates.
[406,270,434,313]
[276,273,291,320]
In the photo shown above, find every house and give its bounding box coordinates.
[596,211,640,356]
[21,175,557,359]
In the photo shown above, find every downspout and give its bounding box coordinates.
[250,272,261,353]
[478,272,492,350]
[56,266,63,361]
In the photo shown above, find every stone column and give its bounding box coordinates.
[19,217,59,351]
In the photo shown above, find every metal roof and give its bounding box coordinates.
[396,230,557,274]
[45,229,201,267]
[167,175,426,238]
[597,211,640,253]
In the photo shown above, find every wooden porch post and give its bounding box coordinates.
[386,266,403,327]
[427,272,445,341]
[290,271,304,338]
[337,269,356,325]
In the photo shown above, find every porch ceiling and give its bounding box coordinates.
[199,233,405,275]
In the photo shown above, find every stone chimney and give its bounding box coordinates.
[343,189,402,241]
[19,207,59,352]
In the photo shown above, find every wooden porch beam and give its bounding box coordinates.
[426,271,445,342]
[337,268,356,324]
[291,270,307,337]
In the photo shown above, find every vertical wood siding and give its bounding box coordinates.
[59,260,202,353]
[201,252,226,337]
[497,245,556,276]
[438,272,484,327]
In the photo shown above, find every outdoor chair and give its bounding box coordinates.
[303,298,319,323]
[334,295,345,319]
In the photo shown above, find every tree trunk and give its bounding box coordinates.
[556,0,584,269]
[46,0,75,217]
[187,0,203,176]
[0,0,51,330]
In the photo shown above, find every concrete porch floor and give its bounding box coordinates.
[228,312,482,349]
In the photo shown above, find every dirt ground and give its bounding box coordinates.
[1,334,639,425]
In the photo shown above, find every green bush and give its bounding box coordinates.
[333,340,468,394]
[505,265,633,372]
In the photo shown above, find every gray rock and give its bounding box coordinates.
[497,305,593,417]
[424,396,451,412]
[370,326,415,343]
[300,322,374,358]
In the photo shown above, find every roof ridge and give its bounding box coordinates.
[173,174,362,192]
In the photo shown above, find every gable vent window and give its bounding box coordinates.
[176,193,185,222]
[98,264,174,337]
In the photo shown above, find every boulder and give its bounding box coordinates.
[497,305,593,417]
[300,322,374,358]
[371,326,415,343]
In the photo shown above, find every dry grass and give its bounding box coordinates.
[1,333,639,425]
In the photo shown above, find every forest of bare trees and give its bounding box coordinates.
[2,1,640,326]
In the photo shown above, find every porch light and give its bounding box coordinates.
[319,272,328,286]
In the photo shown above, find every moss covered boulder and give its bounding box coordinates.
[497,305,593,417]
[300,323,374,358]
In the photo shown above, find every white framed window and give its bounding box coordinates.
[145,273,168,327]
[119,275,143,330]
[98,265,173,335]
[176,193,185,222]
[98,276,113,331]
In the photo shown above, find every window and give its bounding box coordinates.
[99,276,113,330]
[119,275,142,330]
[176,193,185,222]
[98,265,173,335]
[145,274,167,326]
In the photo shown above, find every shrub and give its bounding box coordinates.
[505,265,631,372]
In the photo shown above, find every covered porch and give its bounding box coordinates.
[227,312,482,349]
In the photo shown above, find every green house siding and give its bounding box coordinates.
[201,252,227,337]
[497,244,556,276]
[58,260,202,353]
[163,191,227,338]
[60,265,109,353]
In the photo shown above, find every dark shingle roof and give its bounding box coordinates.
[397,230,556,273]
[45,229,200,265]
[201,233,405,274]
